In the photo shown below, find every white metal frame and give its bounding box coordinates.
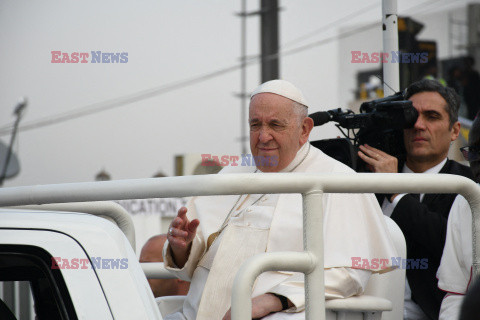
[382,0,400,95]
[0,173,479,320]
[9,202,136,250]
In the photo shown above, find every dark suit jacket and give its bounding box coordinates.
[378,159,473,320]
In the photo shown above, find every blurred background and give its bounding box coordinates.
[1,0,479,187]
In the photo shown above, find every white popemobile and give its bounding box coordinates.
[0,172,479,320]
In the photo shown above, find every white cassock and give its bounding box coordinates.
[437,194,473,320]
[163,143,398,320]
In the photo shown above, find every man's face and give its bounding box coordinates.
[404,91,460,170]
[249,93,311,172]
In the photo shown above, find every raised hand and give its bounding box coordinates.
[167,207,200,268]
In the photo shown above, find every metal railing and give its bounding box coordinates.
[0,173,479,320]
[9,201,136,250]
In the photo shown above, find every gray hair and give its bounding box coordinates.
[292,101,308,125]
[405,79,460,128]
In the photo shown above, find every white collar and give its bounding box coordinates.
[280,142,310,173]
[403,157,447,174]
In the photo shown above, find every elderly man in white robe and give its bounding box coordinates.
[163,80,398,320]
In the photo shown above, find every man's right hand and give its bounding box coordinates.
[167,207,200,268]
[358,144,398,173]
[358,144,401,202]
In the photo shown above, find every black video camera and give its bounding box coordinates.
[310,91,418,172]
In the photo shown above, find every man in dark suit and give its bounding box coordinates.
[357,79,474,320]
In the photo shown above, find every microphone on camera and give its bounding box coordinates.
[309,108,351,127]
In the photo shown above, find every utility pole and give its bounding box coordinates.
[235,0,257,154]
[234,0,281,154]
[382,0,399,94]
[261,0,280,82]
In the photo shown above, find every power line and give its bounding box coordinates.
[0,22,381,136]
[403,0,466,16]
[282,2,379,49]
[0,0,456,136]
[280,0,445,49]
[0,64,240,136]
[282,22,379,57]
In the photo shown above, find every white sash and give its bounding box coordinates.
[196,224,269,319]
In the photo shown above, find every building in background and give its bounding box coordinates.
[339,3,479,109]
[338,2,480,164]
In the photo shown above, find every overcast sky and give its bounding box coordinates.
[0,0,474,187]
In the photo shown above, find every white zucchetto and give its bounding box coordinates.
[250,79,308,107]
